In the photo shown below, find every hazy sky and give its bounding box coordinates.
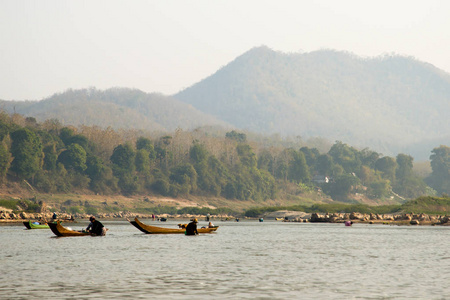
[1,0,449,100]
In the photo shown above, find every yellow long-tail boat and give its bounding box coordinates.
[129,217,218,234]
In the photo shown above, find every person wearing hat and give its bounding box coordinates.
[86,216,106,236]
[185,218,198,236]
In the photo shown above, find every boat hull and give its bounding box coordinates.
[23,220,49,229]
[130,218,218,234]
[48,221,90,237]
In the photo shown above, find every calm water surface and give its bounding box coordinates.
[0,220,449,299]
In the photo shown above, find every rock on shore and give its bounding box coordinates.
[266,211,450,226]
[0,211,236,222]
[306,212,449,225]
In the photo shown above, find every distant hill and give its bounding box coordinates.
[1,46,449,160]
[0,88,230,132]
[174,46,450,159]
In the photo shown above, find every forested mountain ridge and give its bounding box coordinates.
[0,88,230,132]
[0,47,449,160]
[174,46,450,159]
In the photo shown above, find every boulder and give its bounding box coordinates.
[410,220,420,225]
[350,212,363,220]
[440,216,450,224]
[310,213,328,222]
[417,213,430,221]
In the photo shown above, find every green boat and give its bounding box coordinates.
[23,220,50,229]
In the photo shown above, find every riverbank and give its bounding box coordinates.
[0,210,237,223]
[2,209,450,226]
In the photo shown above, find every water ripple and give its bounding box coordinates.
[1,221,449,299]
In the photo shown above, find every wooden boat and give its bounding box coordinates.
[23,220,49,229]
[48,221,91,237]
[129,217,218,234]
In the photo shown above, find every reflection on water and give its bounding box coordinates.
[1,220,449,299]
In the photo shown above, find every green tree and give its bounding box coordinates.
[375,156,397,183]
[360,148,380,168]
[86,155,118,194]
[110,143,136,176]
[59,127,75,145]
[118,173,140,195]
[10,128,43,179]
[169,163,198,195]
[152,178,170,196]
[43,144,58,171]
[300,146,319,172]
[0,142,12,181]
[224,182,236,199]
[155,136,173,171]
[393,153,426,198]
[110,143,138,194]
[0,113,13,141]
[67,134,91,153]
[315,154,334,176]
[58,143,87,172]
[225,130,247,143]
[326,173,360,200]
[136,137,156,160]
[396,154,414,180]
[369,179,391,198]
[427,145,450,195]
[288,150,310,183]
[328,141,361,174]
[207,156,229,196]
[236,144,257,169]
[189,142,208,164]
[135,149,151,174]
[257,149,273,173]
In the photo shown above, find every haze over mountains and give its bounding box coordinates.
[0,88,231,132]
[1,46,449,160]
[175,46,450,159]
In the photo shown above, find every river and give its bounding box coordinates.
[0,220,449,299]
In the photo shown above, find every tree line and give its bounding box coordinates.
[0,112,449,202]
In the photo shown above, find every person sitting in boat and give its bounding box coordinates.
[208,221,215,228]
[86,216,106,236]
[185,218,198,236]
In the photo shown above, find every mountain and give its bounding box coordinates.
[0,88,230,132]
[1,46,449,160]
[174,46,450,159]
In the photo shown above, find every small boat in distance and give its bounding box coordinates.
[129,217,218,234]
[48,221,91,237]
[23,220,49,229]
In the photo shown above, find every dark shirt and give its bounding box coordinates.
[90,220,104,236]
[185,222,198,235]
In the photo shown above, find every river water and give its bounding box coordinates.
[0,220,449,299]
